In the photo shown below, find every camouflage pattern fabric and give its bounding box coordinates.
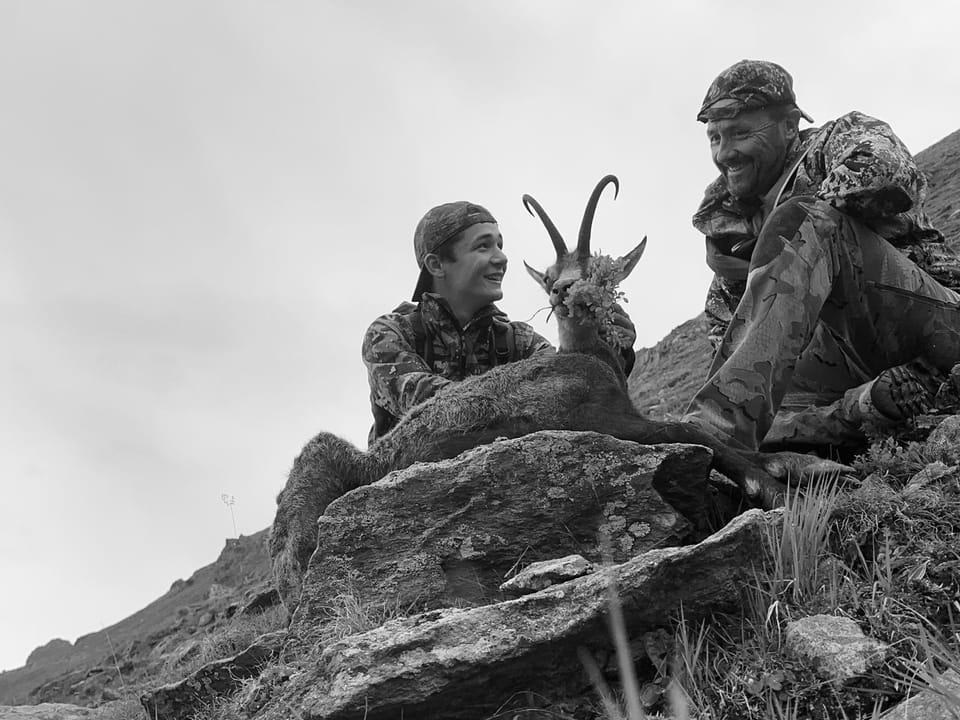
[362,293,554,444]
[685,195,960,451]
[697,59,813,122]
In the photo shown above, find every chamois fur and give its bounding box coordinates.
[269,175,785,613]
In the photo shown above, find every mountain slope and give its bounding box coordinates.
[919,128,960,246]
[0,532,272,706]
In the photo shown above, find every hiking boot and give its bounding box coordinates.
[869,358,945,421]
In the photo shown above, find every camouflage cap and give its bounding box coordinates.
[411,201,497,301]
[697,59,814,123]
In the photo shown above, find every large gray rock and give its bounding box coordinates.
[259,508,778,720]
[925,415,960,465]
[500,554,596,596]
[784,615,887,684]
[290,431,713,644]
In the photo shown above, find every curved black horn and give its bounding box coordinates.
[522,194,568,260]
[577,174,619,259]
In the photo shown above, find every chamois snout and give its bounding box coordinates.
[549,277,572,300]
[547,277,579,317]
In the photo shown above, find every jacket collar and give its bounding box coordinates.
[693,129,817,233]
[418,293,506,331]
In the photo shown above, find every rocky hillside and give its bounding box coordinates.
[141,414,960,719]
[921,128,960,245]
[628,314,712,421]
[628,127,960,418]
[0,532,273,707]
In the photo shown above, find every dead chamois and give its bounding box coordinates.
[269,175,821,613]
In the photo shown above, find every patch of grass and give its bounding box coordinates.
[833,450,960,658]
[182,659,302,720]
[157,604,287,684]
[483,690,586,719]
[851,437,933,486]
[316,578,417,644]
[764,473,845,607]
[668,611,717,717]
[96,698,149,720]
[882,625,960,716]
[185,694,244,720]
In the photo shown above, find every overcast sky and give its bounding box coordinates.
[2,0,959,672]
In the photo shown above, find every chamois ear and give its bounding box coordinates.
[523,261,550,293]
[611,236,647,284]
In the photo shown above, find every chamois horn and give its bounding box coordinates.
[522,193,567,261]
[577,174,619,259]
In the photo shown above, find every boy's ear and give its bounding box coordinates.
[423,253,444,278]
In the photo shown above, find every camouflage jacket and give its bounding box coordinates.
[694,110,958,349]
[362,293,555,444]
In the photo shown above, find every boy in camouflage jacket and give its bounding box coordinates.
[685,59,960,453]
[362,201,637,444]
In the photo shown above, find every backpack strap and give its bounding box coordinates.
[490,318,517,366]
[408,308,434,368]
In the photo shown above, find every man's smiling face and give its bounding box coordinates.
[707,107,796,200]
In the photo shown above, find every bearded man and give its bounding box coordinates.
[683,59,960,453]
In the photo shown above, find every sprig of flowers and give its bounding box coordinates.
[561,254,629,350]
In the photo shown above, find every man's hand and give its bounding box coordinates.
[608,302,636,349]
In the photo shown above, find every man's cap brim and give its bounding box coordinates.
[697,99,813,123]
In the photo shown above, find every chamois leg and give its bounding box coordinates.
[268,431,378,614]
[416,423,547,462]
[595,413,788,509]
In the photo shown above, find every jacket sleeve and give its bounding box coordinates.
[362,314,452,419]
[763,378,905,448]
[704,275,743,353]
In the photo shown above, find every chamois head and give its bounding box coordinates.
[522,175,647,352]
